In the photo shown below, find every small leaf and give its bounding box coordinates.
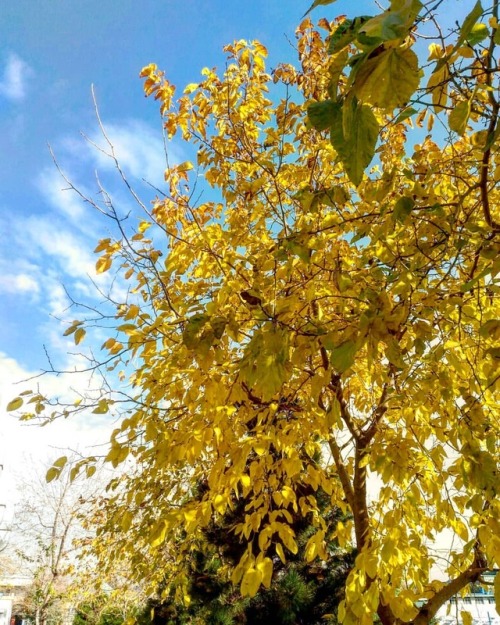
[358,0,422,42]
[210,316,227,340]
[93,399,109,414]
[393,196,415,223]
[96,256,112,274]
[276,543,287,564]
[461,611,473,625]
[183,314,211,349]
[466,22,489,45]
[328,16,373,55]
[303,0,338,18]
[457,1,484,48]
[240,290,262,307]
[479,319,500,339]
[256,558,273,589]
[53,456,68,469]
[330,339,358,373]
[393,107,418,124]
[46,467,60,483]
[449,100,472,135]
[63,321,82,336]
[7,397,23,411]
[74,327,86,345]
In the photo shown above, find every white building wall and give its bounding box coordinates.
[436,594,500,624]
[0,599,12,625]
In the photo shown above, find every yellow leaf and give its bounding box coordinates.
[304,534,318,562]
[256,557,273,589]
[461,611,473,625]
[6,397,23,411]
[53,456,68,469]
[240,567,262,598]
[96,256,112,274]
[46,467,60,483]
[93,399,109,414]
[276,543,286,564]
[213,493,228,514]
[74,327,86,345]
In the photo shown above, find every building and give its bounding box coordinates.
[436,572,499,625]
[0,575,32,625]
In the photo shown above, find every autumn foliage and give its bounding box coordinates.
[11,1,500,624]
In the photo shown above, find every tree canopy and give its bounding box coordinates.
[10,1,500,624]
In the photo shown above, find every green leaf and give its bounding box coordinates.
[303,0,337,17]
[239,325,291,401]
[182,313,211,349]
[330,99,379,186]
[6,397,23,411]
[449,100,472,135]
[210,316,227,340]
[393,107,418,124]
[358,0,423,43]
[351,47,420,111]
[393,196,415,223]
[385,339,405,369]
[328,16,373,55]
[287,240,311,263]
[466,23,489,45]
[330,339,358,373]
[457,1,484,49]
[434,1,484,72]
[328,49,349,100]
[46,467,60,483]
[479,319,500,339]
[93,399,110,414]
[53,456,68,469]
[308,100,340,131]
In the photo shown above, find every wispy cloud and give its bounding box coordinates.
[37,167,90,225]
[0,272,40,298]
[22,217,97,281]
[0,351,114,512]
[0,53,33,101]
[86,120,175,186]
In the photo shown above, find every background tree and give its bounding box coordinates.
[137,458,354,625]
[10,1,500,624]
[11,459,93,625]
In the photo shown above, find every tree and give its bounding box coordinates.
[137,467,353,624]
[72,595,128,625]
[10,1,500,624]
[12,459,92,625]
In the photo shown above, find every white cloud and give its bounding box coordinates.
[37,167,90,224]
[87,120,173,186]
[0,272,40,298]
[22,217,96,281]
[0,53,33,101]
[0,352,115,510]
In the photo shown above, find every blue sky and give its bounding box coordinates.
[1,0,355,372]
[0,0,470,498]
[2,0,378,500]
